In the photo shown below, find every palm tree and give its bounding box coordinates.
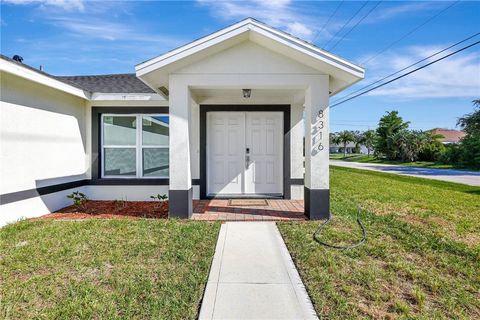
[352,130,363,154]
[334,130,355,158]
[360,130,376,157]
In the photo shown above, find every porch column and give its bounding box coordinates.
[304,76,330,220]
[168,79,193,218]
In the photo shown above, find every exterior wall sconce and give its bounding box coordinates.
[242,89,252,98]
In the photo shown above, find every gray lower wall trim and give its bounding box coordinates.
[199,105,292,199]
[89,179,169,185]
[304,187,330,220]
[169,188,193,219]
[0,180,88,205]
[289,178,304,185]
[1,179,200,205]
[91,106,170,180]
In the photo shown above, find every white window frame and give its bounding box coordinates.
[101,113,169,179]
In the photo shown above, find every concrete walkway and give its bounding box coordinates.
[199,222,318,320]
[331,160,480,186]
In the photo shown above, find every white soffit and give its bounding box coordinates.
[136,18,365,94]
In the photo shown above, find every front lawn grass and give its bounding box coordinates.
[330,153,479,171]
[0,219,220,319]
[279,166,480,319]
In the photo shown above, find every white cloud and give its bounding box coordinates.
[363,45,480,98]
[367,2,433,22]
[197,0,319,41]
[3,0,85,11]
[49,17,129,41]
[286,22,312,39]
[48,17,185,47]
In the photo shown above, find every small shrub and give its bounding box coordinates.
[150,194,168,210]
[150,194,168,202]
[66,191,88,210]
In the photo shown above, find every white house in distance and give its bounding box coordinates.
[0,18,364,225]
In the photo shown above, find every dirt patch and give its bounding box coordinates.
[32,200,168,220]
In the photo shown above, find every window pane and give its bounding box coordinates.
[143,148,169,177]
[104,148,136,176]
[142,116,169,146]
[103,116,136,146]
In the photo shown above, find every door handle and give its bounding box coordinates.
[245,155,250,169]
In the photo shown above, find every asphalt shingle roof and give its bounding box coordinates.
[1,54,155,94]
[56,74,155,94]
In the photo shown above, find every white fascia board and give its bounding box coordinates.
[248,24,365,78]
[90,92,166,101]
[136,18,252,73]
[136,24,250,76]
[135,18,364,79]
[0,59,89,99]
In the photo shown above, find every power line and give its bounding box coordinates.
[323,1,369,49]
[361,0,460,65]
[329,1,382,51]
[332,32,480,104]
[330,40,480,109]
[312,0,345,44]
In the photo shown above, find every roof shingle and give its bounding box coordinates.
[56,74,155,94]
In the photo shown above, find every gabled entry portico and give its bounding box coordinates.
[135,18,365,220]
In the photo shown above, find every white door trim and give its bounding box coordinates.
[206,111,283,197]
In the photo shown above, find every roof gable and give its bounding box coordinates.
[135,18,365,95]
[176,41,319,74]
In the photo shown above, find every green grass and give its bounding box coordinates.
[0,219,220,319]
[330,153,479,171]
[278,166,480,319]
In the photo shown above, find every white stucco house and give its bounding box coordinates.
[330,142,369,154]
[0,18,364,226]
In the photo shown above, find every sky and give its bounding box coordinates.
[1,0,479,132]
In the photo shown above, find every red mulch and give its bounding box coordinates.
[33,200,169,220]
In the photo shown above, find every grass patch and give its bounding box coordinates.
[0,219,220,319]
[330,153,479,171]
[278,166,480,319]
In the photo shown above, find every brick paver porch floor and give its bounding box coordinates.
[192,199,306,221]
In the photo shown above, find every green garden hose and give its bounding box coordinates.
[313,206,367,249]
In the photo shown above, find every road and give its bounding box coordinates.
[331,160,480,187]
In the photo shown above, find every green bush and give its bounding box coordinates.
[438,144,461,164]
[458,135,480,168]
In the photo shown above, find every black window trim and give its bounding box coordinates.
[91,107,170,184]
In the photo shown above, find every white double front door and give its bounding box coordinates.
[207,111,283,196]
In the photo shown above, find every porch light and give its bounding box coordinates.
[242,89,251,98]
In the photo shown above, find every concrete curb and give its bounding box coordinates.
[273,223,319,320]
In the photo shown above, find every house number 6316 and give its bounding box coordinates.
[314,109,325,152]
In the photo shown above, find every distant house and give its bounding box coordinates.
[330,142,368,154]
[430,128,466,144]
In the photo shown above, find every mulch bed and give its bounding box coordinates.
[33,200,169,220]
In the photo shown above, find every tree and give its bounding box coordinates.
[352,130,363,153]
[360,130,377,156]
[457,99,480,136]
[334,130,355,157]
[455,100,480,168]
[375,111,410,160]
[389,130,428,162]
[419,130,445,161]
